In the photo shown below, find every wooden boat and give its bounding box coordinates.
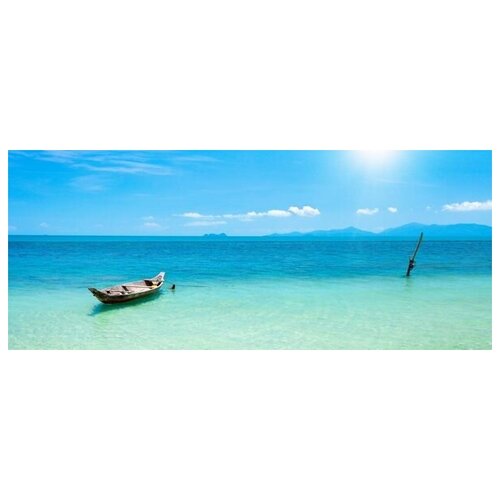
[88,272,165,304]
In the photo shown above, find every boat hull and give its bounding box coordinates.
[88,272,165,304]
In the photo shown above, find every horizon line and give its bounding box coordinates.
[7,221,493,238]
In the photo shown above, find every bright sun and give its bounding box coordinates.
[358,150,396,164]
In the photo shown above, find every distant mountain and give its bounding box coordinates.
[309,226,376,237]
[267,226,374,238]
[379,223,492,239]
[265,223,491,240]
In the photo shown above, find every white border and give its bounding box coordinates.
[1,1,497,499]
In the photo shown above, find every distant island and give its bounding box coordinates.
[202,233,229,239]
[264,223,492,240]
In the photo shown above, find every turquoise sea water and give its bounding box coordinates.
[8,236,491,349]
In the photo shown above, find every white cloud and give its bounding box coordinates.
[13,150,81,163]
[80,163,174,176]
[40,222,49,228]
[356,208,379,216]
[22,151,175,176]
[182,212,206,219]
[70,175,106,192]
[172,155,218,163]
[268,209,293,217]
[247,209,291,218]
[442,200,492,212]
[186,220,227,227]
[141,216,161,228]
[288,205,321,217]
[180,205,320,221]
[387,207,398,213]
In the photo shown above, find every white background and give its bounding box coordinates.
[0,1,498,499]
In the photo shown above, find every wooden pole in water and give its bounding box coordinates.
[406,232,424,277]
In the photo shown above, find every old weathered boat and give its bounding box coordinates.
[88,272,165,304]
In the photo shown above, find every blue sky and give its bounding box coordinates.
[8,150,492,235]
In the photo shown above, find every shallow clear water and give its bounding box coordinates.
[8,237,492,349]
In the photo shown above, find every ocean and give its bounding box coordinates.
[8,236,492,349]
